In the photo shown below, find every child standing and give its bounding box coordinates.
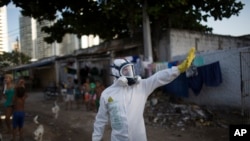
[94,80,105,112]
[65,76,75,110]
[82,78,90,110]
[74,85,82,109]
[3,74,15,134]
[12,86,27,141]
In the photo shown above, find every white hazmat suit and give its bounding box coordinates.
[92,48,196,141]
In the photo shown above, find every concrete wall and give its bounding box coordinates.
[157,29,250,61]
[172,47,250,109]
[164,29,250,109]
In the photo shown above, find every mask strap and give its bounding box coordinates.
[110,74,119,78]
[110,64,120,70]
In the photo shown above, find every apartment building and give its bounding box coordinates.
[19,16,101,60]
[19,16,33,58]
[0,6,8,54]
[36,20,54,59]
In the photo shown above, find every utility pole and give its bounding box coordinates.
[142,0,153,63]
[16,37,22,65]
[78,35,82,49]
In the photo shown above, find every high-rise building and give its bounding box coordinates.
[35,20,54,59]
[19,16,102,60]
[19,17,55,60]
[0,6,9,54]
[19,16,81,59]
[19,16,33,58]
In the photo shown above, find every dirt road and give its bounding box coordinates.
[0,91,234,141]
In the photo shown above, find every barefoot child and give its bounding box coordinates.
[12,86,27,141]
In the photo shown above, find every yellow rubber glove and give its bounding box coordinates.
[177,47,196,73]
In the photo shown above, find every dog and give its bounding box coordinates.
[51,101,60,119]
[33,115,44,141]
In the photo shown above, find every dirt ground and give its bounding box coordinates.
[0,91,245,141]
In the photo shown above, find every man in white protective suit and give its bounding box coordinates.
[92,47,196,141]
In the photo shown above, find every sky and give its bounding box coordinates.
[6,0,250,51]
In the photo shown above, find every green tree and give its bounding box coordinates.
[0,51,31,67]
[0,0,244,43]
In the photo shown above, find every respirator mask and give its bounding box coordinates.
[111,59,139,86]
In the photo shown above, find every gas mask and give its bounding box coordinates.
[111,59,139,86]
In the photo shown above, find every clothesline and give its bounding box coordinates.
[140,55,223,98]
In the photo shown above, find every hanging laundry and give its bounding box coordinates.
[168,61,179,68]
[163,73,189,98]
[151,63,156,74]
[193,56,204,67]
[132,56,140,63]
[154,63,159,72]
[200,61,222,87]
[187,61,222,95]
[186,64,198,78]
[188,67,203,95]
[67,67,77,74]
[159,62,168,71]
[155,63,162,72]
[186,56,204,78]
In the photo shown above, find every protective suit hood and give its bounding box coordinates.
[111,59,140,86]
